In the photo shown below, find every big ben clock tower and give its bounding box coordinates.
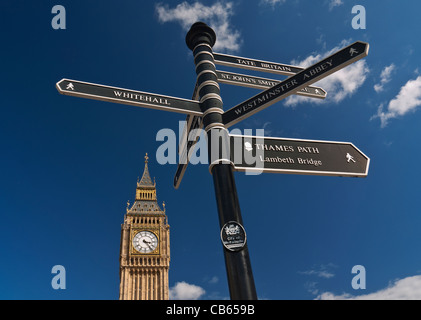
[119,154,170,300]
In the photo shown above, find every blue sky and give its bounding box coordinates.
[1,0,421,300]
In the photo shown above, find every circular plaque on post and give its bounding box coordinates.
[220,221,247,252]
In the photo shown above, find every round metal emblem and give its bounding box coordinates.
[220,221,247,252]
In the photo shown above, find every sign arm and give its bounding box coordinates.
[222,41,369,127]
[56,78,203,116]
[216,70,327,99]
[213,52,303,76]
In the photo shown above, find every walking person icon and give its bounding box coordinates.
[349,48,359,56]
[346,153,356,163]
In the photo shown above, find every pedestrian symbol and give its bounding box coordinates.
[349,48,359,57]
[346,153,356,163]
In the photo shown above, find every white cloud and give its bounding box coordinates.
[169,281,206,300]
[260,0,286,6]
[155,1,241,52]
[208,276,219,284]
[299,264,337,279]
[316,275,421,300]
[284,40,370,107]
[374,64,396,93]
[304,281,321,296]
[328,0,344,11]
[371,75,421,127]
[300,269,335,279]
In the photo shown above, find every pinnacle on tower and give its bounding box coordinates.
[138,153,155,188]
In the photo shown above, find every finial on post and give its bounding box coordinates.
[145,153,149,163]
[185,21,216,51]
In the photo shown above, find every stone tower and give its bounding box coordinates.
[119,154,170,300]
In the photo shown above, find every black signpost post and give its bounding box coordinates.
[57,21,370,301]
[185,22,258,300]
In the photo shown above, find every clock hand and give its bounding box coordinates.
[146,243,154,250]
[143,239,154,249]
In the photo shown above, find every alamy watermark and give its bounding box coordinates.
[51,4,366,31]
[156,121,265,175]
[51,5,66,30]
[51,265,66,290]
[351,265,366,290]
[352,5,366,30]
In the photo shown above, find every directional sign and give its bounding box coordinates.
[56,79,203,116]
[174,114,203,189]
[230,134,370,177]
[222,41,369,127]
[174,162,187,190]
[216,70,327,99]
[174,83,203,189]
[213,52,303,76]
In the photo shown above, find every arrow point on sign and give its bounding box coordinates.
[56,78,71,93]
[354,41,370,57]
[55,79,64,92]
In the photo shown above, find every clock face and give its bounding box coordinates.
[132,231,159,254]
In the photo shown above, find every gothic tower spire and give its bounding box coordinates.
[128,153,164,214]
[119,153,170,300]
[138,153,155,188]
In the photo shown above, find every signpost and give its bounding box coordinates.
[56,21,370,301]
[56,79,203,116]
[230,134,370,177]
[174,114,203,189]
[223,41,369,127]
[186,22,258,300]
[174,84,203,189]
[214,52,304,76]
[216,70,327,99]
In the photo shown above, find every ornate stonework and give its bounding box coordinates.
[119,154,170,300]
